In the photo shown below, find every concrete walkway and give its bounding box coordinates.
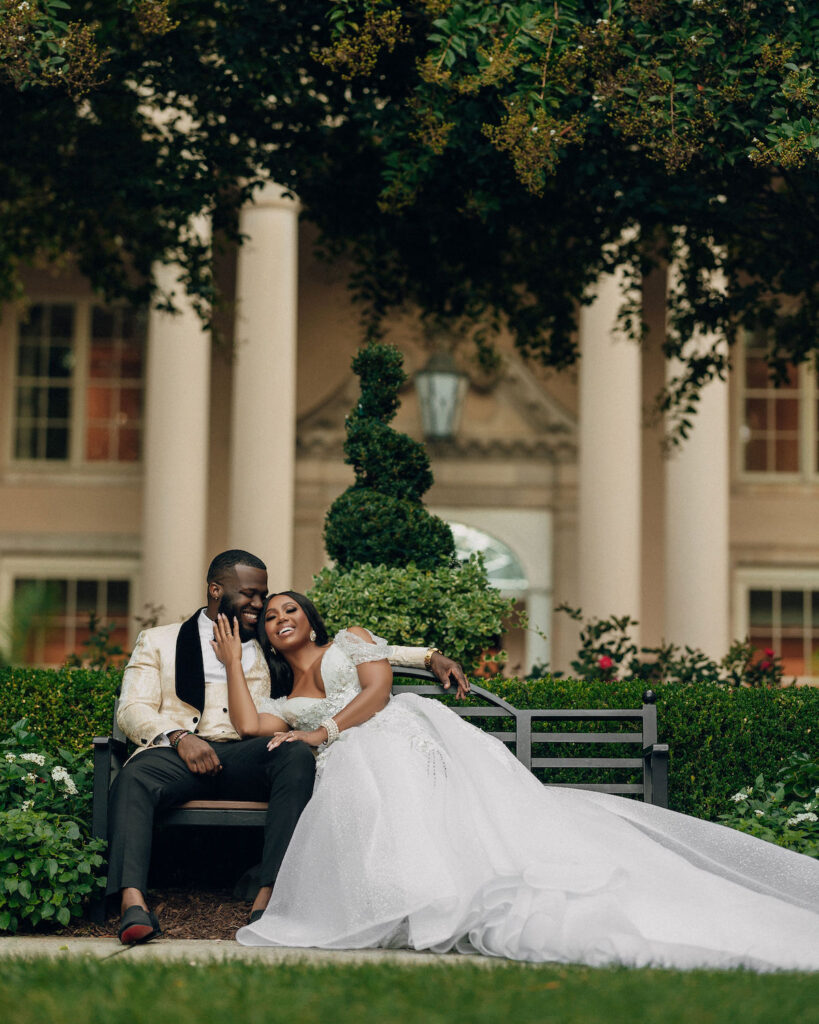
[0,935,497,966]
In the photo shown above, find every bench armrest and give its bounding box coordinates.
[642,742,669,808]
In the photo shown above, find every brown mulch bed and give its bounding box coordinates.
[50,889,251,941]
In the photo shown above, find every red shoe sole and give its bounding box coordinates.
[119,924,156,944]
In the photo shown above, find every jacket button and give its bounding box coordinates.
[193,716,199,723]
[141,738,147,744]
[223,708,228,713]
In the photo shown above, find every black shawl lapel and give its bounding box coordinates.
[175,609,206,712]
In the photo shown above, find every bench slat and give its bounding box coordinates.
[547,783,645,793]
[530,710,648,721]
[531,732,644,744]
[532,757,644,769]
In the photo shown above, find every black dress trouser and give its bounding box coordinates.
[105,737,316,897]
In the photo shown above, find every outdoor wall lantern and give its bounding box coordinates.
[414,351,469,441]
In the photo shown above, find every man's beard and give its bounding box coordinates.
[217,595,257,642]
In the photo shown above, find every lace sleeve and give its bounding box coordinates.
[333,628,391,666]
[257,696,288,718]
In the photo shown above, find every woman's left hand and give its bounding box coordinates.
[211,613,242,667]
[267,728,326,751]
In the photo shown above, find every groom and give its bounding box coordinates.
[107,548,467,944]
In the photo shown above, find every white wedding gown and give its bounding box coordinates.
[237,631,819,969]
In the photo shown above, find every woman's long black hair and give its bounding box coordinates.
[258,591,330,698]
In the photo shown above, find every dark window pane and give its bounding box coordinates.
[120,340,143,379]
[775,439,799,472]
[744,438,768,472]
[118,387,141,421]
[92,307,115,339]
[812,591,819,629]
[749,589,772,627]
[14,423,38,459]
[744,355,770,390]
[107,580,130,616]
[47,344,73,378]
[89,340,116,379]
[781,590,803,628]
[775,398,799,431]
[44,427,69,459]
[117,428,140,461]
[16,343,41,377]
[744,398,767,430]
[19,305,44,338]
[85,426,110,460]
[50,304,74,340]
[76,579,98,614]
[47,386,70,419]
[86,387,112,420]
[16,386,41,418]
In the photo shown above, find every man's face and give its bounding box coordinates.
[216,564,268,641]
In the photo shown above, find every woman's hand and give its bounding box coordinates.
[267,728,326,751]
[211,613,242,667]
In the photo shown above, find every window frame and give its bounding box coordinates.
[0,554,139,667]
[734,567,819,684]
[733,331,818,484]
[6,297,145,478]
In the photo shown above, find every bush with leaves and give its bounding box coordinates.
[719,753,819,859]
[0,719,105,932]
[547,605,788,688]
[0,809,106,932]
[309,556,522,673]
[324,344,455,570]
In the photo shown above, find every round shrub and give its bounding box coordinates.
[309,556,520,671]
[324,490,455,571]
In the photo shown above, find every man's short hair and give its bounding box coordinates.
[206,549,267,584]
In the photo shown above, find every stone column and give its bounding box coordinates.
[141,216,212,621]
[229,182,300,587]
[578,257,642,630]
[664,263,730,657]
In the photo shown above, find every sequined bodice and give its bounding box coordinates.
[258,631,384,731]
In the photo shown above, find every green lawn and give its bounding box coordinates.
[2,959,818,1024]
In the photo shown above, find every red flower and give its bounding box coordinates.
[598,655,613,670]
[764,648,775,658]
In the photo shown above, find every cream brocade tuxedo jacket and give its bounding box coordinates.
[117,610,429,753]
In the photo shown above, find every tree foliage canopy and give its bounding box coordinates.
[2,1,819,417]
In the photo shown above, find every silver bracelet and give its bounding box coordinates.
[321,717,339,745]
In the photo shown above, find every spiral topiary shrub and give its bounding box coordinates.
[324,343,455,569]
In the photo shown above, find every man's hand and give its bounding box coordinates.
[176,733,222,775]
[429,652,470,700]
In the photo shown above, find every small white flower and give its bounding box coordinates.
[25,772,37,784]
[806,803,814,811]
[20,753,45,766]
[4,752,15,763]
[731,792,748,802]
[754,809,764,817]
[814,787,819,796]
[787,812,818,826]
[21,800,33,812]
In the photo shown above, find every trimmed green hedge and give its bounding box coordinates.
[0,667,120,755]
[1,667,816,821]
[483,677,819,820]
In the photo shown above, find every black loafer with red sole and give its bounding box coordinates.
[118,906,162,945]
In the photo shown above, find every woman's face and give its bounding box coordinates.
[264,594,311,652]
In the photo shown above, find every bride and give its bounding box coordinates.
[211,591,819,970]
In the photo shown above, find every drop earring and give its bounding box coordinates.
[309,629,317,642]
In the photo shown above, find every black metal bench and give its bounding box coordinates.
[90,667,668,919]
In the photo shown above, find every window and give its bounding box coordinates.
[737,328,818,478]
[449,522,528,593]
[12,576,132,666]
[13,301,146,466]
[736,570,819,680]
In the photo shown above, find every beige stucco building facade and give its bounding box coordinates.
[1,186,818,678]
